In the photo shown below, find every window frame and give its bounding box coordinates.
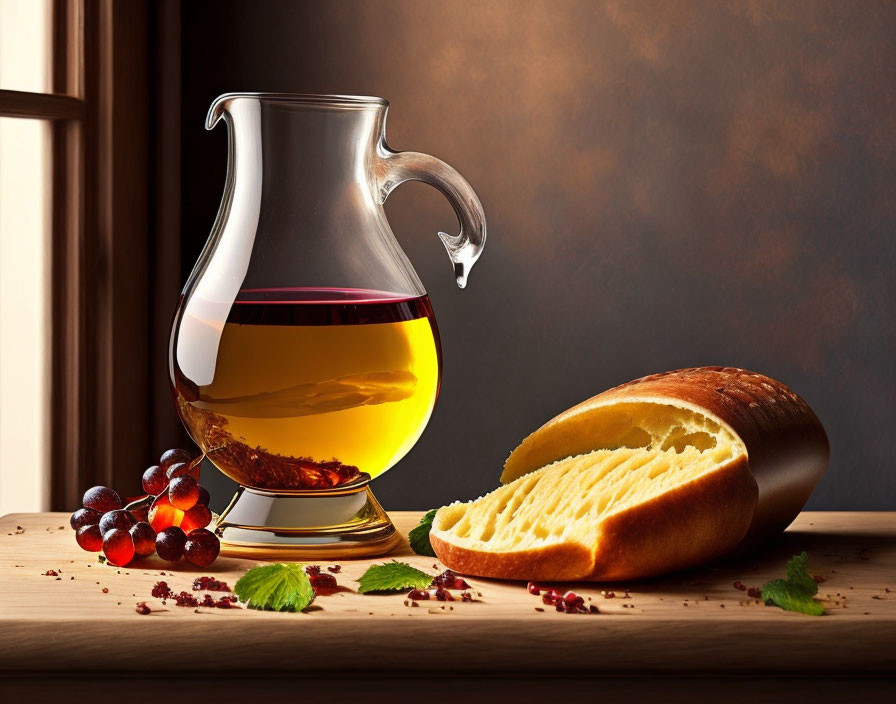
[0,0,175,508]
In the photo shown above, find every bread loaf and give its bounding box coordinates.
[430,367,828,581]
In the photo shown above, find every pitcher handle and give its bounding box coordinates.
[376,145,486,288]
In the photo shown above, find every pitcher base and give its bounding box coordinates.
[215,480,401,560]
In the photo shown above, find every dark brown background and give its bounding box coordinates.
[176,0,896,511]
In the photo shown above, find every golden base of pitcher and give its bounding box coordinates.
[215,476,401,560]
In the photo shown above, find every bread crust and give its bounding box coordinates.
[429,531,595,582]
[589,455,756,579]
[431,367,828,581]
[431,455,757,581]
[503,367,829,546]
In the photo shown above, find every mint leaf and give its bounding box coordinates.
[785,551,818,593]
[761,578,824,615]
[234,563,315,612]
[357,561,433,593]
[760,552,824,616]
[408,509,438,557]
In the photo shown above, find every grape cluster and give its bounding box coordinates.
[70,448,220,568]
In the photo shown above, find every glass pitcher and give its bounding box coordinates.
[169,93,486,558]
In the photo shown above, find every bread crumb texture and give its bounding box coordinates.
[434,402,745,553]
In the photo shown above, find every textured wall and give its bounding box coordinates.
[180,0,896,511]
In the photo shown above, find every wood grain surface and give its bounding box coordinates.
[0,511,894,675]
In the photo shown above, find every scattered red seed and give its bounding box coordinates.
[813,575,826,583]
[747,587,762,599]
[151,578,238,609]
[407,588,430,601]
[431,569,470,590]
[151,581,175,602]
[173,591,200,607]
[527,581,540,595]
[135,602,151,615]
[102,587,109,593]
[192,575,231,592]
[305,565,340,595]
[43,570,58,576]
[327,565,342,574]
[537,587,592,613]
[733,580,747,591]
[310,573,338,594]
[434,586,455,601]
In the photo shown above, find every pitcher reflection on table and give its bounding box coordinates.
[168,93,485,558]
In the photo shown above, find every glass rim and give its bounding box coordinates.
[216,92,388,107]
[207,93,388,129]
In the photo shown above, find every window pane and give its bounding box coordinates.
[0,117,51,513]
[0,0,52,93]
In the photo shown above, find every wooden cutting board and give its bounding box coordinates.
[0,511,894,675]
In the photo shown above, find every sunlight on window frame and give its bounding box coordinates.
[0,0,53,513]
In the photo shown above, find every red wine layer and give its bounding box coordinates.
[227,287,433,326]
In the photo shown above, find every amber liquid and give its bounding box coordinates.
[172,288,441,490]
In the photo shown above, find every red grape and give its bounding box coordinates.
[180,504,212,533]
[155,526,187,562]
[130,522,157,557]
[168,475,199,510]
[196,485,211,507]
[159,449,191,472]
[103,528,135,566]
[165,462,192,481]
[70,508,101,531]
[184,529,220,567]
[76,524,103,552]
[83,486,122,513]
[99,509,135,535]
[148,493,183,531]
[142,465,168,495]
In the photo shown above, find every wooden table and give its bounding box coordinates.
[1,511,894,701]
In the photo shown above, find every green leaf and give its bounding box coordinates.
[408,509,438,557]
[233,563,315,612]
[785,551,818,593]
[357,561,434,594]
[760,552,824,616]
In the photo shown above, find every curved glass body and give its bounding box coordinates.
[172,288,441,488]
[169,93,485,558]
